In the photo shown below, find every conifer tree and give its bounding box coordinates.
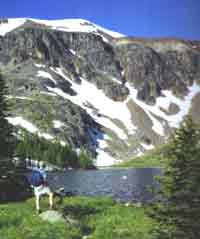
[0,71,14,176]
[151,116,200,239]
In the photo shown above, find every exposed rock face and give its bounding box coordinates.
[116,44,163,104]
[0,19,200,165]
[0,23,129,101]
[115,39,200,104]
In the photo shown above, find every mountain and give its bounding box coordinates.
[0,18,200,166]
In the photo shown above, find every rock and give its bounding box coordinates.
[159,103,180,116]
[39,210,79,226]
[39,210,66,223]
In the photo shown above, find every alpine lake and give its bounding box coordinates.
[48,168,162,203]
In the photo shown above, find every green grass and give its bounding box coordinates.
[117,145,169,168]
[0,198,80,239]
[0,196,156,239]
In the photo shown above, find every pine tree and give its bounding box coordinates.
[79,148,93,169]
[151,116,200,239]
[0,71,14,176]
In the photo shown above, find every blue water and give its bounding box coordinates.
[48,168,162,203]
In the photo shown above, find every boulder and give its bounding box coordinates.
[39,210,66,223]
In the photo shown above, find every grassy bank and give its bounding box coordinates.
[0,196,156,239]
[117,145,169,168]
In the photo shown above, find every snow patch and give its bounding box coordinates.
[110,76,122,84]
[40,91,57,96]
[95,149,116,167]
[37,70,57,84]
[96,133,109,149]
[40,133,54,140]
[53,120,65,128]
[6,116,55,141]
[0,18,26,36]
[7,116,38,133]
[97,139,107,149]
[6,95,32,100]
[60,141,66,146]
[141,143,155,150]
[69,49,76,55]
[35,63,45,68]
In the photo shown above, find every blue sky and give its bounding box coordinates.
[1,0,200,40]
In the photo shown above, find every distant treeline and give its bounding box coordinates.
[15,130,95,169]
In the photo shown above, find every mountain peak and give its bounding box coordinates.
[0,18,125,38]
[1,17,200,166]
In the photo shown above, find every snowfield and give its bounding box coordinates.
[0,18,125,39]
[126,82,200,135]
[35,68,200,166]
[28,18,125,38]
[48,68,137,139]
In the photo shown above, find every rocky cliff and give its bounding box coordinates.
[0,18,200,166]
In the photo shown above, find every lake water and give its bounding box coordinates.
[48,168,162,203]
